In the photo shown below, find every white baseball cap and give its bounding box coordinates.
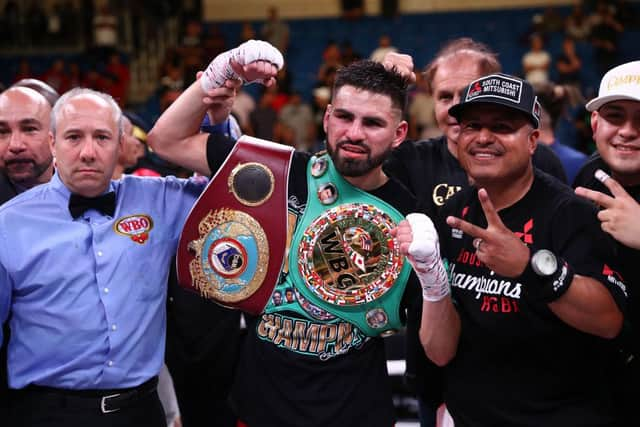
[586,61,640,111]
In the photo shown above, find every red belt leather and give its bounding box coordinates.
[177,136,293,314]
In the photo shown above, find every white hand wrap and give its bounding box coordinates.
[406,213,450,302]
[200,39,284,92]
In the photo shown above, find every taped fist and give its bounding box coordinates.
[201,39,284,92]
[396,213,450,302]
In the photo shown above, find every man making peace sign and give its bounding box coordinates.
[576,169,640,250]
[572,60,640,426]
[395,73,626,426]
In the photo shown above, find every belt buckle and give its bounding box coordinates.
[100,393,121,414]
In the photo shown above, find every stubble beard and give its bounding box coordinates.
[6,155,53,188]
[326,140,392,177]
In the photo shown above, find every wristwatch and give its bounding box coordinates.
[531,249,558,277]
[521,249,574,302]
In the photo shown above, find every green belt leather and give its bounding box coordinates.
[266,152,410,337]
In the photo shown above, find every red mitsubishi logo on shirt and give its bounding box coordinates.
[515,219,533,244]
[603,264,625,281]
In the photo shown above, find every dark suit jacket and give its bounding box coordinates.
[0,171,16,418]
[0,172,18,206]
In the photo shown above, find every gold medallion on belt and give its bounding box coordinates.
[187,208,270,303]
[297,203,403,306]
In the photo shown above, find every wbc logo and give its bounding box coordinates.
[114,214,154,244]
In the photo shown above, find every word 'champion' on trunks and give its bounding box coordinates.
[257,313,367,360]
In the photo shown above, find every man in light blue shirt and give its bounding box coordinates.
[0,87,205,426]
[0,46,279,425]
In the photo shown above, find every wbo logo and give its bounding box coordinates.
[114,214,154,244]
[209,237,247,278]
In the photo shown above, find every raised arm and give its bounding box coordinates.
[148,40,283,176]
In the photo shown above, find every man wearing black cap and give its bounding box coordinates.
[395,73,626,426]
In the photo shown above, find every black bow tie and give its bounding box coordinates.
[68,192,116,219]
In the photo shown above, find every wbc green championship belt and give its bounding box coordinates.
[176,136,294,314]
[272,152,410,337]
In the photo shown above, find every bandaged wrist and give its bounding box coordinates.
[405,213,451,302]
[417,258,450,302]
[201,50,237,92]
[200,40,284,92]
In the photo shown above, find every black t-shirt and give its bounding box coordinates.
[437,169,626,427]
[0,172,18,206]
[384,136,466,218]
[0,172,17,420]
[384,136,568,218]
[383,136,568,404]
[573,155,640,352]
[573,154,640,422]
[206,135,418,427]
[573,155,640,306]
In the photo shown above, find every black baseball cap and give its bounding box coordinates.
[449,73,541,129]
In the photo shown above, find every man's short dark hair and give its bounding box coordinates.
[333,60,409,116]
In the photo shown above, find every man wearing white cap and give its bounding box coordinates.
[574,61,640,246]
[573,60,640,425]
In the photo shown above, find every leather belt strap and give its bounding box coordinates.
[15,376,159,414]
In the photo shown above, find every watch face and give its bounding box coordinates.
[532,249,558,277]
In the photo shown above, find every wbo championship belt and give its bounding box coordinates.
[270,152,410,337]
[176,136,294,315]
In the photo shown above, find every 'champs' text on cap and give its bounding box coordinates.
[586,61,640,111]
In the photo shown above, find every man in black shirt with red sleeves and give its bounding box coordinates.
[396,73,626,426]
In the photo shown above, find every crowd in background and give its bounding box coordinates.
[1,2,640,426]
[0,1,638,173]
